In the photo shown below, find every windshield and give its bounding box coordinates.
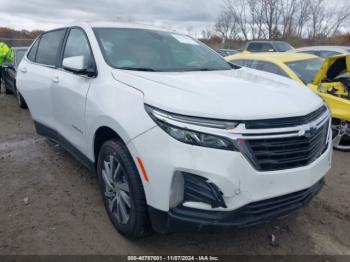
[15,50,26,66]
[286,58,323,84]
[274,42,293,52]
[93,28,232,72]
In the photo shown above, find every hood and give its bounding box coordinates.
[313,55,350,85]
[112,68,323,121]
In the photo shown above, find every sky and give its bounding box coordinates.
[0,0,222,35]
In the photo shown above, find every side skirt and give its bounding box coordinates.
[34,121,96,174]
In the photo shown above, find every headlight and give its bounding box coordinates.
[145,105,238,151]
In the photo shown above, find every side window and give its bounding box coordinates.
[27,39,39,62]
[319,50,341,58]
[247,43,261,52]
[260,43,274,52]
[36,29,66,66]
[62,28,94,69]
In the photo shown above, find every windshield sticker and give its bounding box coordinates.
[171,34,199,45]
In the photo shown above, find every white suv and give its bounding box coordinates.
[17,21,332,239]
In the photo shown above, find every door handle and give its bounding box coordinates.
[52,76,60,83]
[19,67,27,73]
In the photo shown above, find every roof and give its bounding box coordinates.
[72,20,174,32]
[246,40,289,43]
[293,46,350,52]
[226,52,319,63]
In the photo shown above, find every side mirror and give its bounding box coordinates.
[62,56,96,77]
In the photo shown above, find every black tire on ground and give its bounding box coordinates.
[15,87,27,109]
[2,79,12,94]
[97,139,149,239]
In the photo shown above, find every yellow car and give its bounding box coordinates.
[226,52,350,151]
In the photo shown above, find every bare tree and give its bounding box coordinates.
[214,0,350,41]
[295,0,311,39]
[215,9,239,42]
[280,0,299,38]
[261,0,282,39]
[248,0,266,39]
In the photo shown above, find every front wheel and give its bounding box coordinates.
[332,119,350,152]
[97,139,149,239]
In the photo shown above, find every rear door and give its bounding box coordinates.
[52,27,96,154]
[17,29,66,128]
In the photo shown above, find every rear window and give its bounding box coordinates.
[36,29,66,66]
[247,42,274,52]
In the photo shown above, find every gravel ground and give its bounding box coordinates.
[0,91,350,256]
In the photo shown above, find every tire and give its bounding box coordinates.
[97,139,149,239]
[1,78,11,94]
[332,119,350,152]
[15,87,27,109]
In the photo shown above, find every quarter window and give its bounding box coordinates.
[62,28,94,69]
[36,29,65,66]
[27,39,39,62]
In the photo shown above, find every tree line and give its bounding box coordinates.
[0,27,42,47]
[215,0,350,42]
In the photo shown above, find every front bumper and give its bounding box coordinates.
[129,124,332,211]
[149,179,324,233]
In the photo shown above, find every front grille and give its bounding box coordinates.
[243,120,329,171]
[245,105,327,129]
[241,179,324,218]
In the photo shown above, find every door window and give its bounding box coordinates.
[36,29,66,66]
[62,28,94,70]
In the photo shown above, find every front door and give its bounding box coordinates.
[52,28,96,154]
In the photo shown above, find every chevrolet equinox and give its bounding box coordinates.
[17,21,332,239]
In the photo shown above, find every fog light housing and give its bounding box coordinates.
[183,173,227,208]
[169,172,185,208]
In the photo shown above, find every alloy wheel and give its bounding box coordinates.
[332,119,350,151]
[101,155,131,225]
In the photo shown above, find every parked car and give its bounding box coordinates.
[289,46,350,58]
[226,52,350,151]
[215,49,239,57]
[17,22,332,239]
[244,40,294,53]
[1,47,28,108]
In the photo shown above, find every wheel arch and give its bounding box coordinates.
[93,126,127,166]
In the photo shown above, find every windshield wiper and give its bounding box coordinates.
[118,67,159,72]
